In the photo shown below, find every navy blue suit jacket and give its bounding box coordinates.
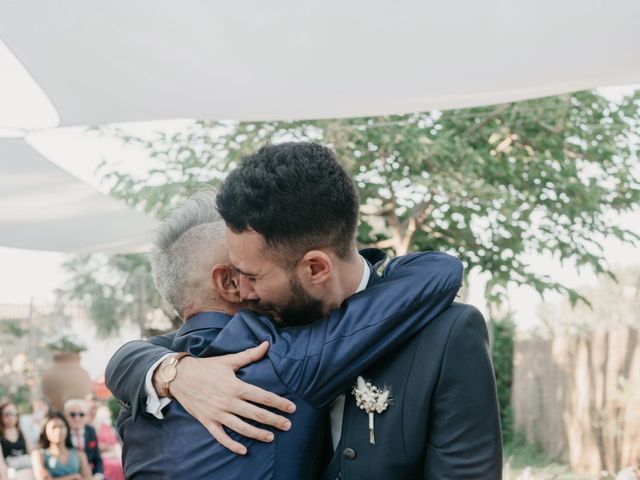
[83,424,103,475]
[112,251,462,479]
[321,303,502,479]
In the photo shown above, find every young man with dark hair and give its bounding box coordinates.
[218,142,359,262]
[215,142,365,327]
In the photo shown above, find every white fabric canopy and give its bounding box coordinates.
[0,138,158,252]
[0,1,639,253]
[1,0,639,128]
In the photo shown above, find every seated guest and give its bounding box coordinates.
[84,398,122,480]
[30,412,92,480]
[83,398,97,430]
[62,401,103,478]
[20,397,51,448]
[0,402,33,479]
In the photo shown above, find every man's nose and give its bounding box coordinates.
[238,275,259,301]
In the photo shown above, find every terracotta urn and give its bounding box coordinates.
[41,351,93,411]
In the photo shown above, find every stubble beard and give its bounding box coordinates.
[250,273,325,327]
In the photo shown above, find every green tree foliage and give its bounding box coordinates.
[492,316,516,444]
[1,319,28,338]
[59,253,179,336]
[62,90,640,335]
[538,267,640,336]
[107,396,121,427]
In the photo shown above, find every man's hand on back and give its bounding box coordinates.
[152,341,295,455]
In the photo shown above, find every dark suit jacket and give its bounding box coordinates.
[83,424,104,475]
[322,303,502,480]
[108,251,463,479]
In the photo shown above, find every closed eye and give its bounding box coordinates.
[233,266,257,277]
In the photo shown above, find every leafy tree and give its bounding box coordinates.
[107,396,121,427]
[492,316,516,443]
[538,267,640,335]
[1,319,28,338]
[62,90,640,336]
[59,253,179,337]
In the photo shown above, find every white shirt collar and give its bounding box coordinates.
[355,254,370,293]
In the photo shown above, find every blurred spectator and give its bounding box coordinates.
[30,412,92,480]
[84,398,122,480]
[0,454,8,480]
[20,398,51,448]
[0,402,33,480]
[83,398,98,429]
[62,400,103,479]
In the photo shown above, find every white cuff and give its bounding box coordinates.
[144,353,174,419]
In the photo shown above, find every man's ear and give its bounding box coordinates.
[297,250,332,285]
[211,264,242,304]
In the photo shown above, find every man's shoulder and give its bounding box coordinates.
[423,302,485,337]
[149,330,178,348]
[402,301,484,342]
[411,303,488,358]
[359,248,387,270]
[363,303,487,374]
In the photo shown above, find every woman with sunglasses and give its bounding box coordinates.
[0,402,33,479]
[31,412,92,480]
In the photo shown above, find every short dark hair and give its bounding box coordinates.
[38,412,74,449]
[217,142,359,263]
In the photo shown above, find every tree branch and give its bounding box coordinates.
[465,103,513,136]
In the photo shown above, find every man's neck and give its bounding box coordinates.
[183,301,238,322]
[49,444,65,455]
[323,250,366,311]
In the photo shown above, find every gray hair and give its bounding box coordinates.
[151,190,227,318]
[63,398,86,412]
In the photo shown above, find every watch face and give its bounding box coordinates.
[162,364,178,382]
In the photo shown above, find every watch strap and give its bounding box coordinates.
[160,351,190,400]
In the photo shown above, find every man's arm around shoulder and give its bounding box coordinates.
[106,331,296,455]
[105,332,176,420]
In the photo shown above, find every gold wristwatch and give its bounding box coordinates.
[159,352,190,399]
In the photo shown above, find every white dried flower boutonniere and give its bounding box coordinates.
[352,376,392,445]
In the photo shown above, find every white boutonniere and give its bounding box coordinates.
[352,376,392,445]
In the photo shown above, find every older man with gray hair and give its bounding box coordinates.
[63,399,103,478]
[134,192,285,439]
[151,192,231,321]
[110,188,462,479]
[108,190,295,453]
